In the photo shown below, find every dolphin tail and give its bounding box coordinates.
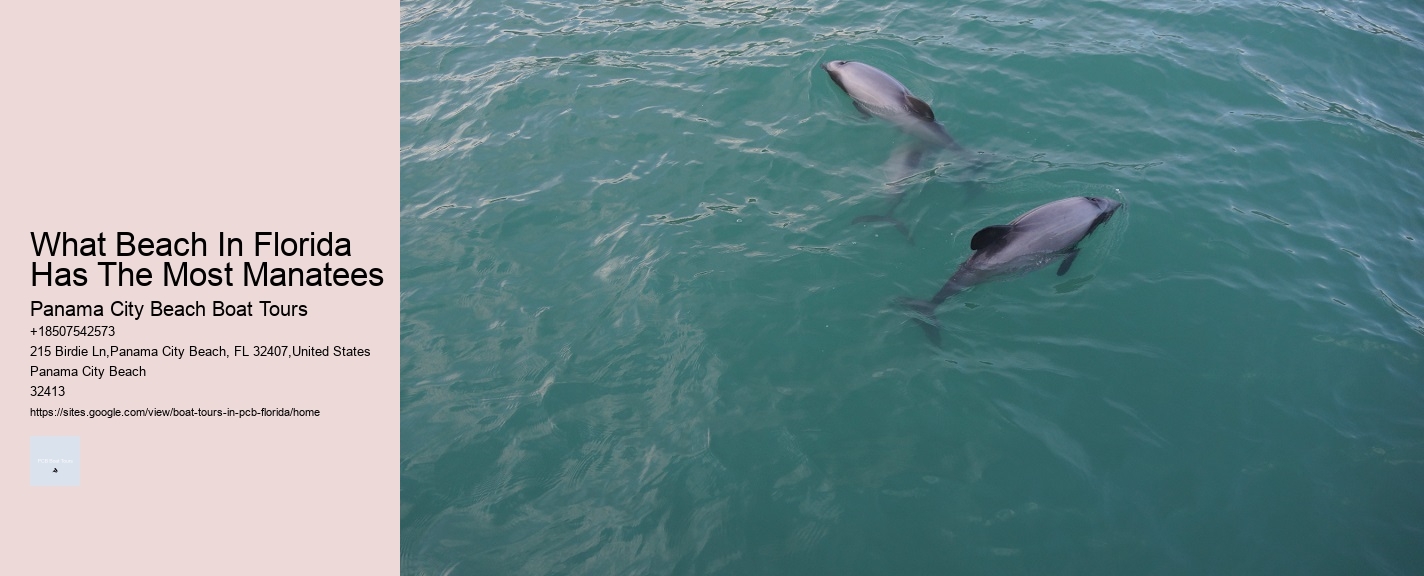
[896,297,942,346]
[852,214,913,244]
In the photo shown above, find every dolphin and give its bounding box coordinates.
[823,60,981,239]
[898,196,1122,345]
[821,60,963,151]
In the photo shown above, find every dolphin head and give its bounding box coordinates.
[1083,196,1122,230]
[1086,196,1121,216]
[822,60,851,92]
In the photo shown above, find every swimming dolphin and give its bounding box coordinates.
[899,196,1122,345]
[821,60,962,151]
[824,60,981,239]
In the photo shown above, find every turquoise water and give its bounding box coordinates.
[400,1,1424,573]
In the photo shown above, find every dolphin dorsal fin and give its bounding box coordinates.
[970,225,1012,251]
[905,95,935,121]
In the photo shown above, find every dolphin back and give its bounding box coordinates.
[975,197,1119,264]
[823,60,965,151]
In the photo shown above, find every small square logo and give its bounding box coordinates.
[31,436,80,487]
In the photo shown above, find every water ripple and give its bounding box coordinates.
[403,0,1424,573]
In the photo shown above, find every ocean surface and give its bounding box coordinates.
[399,1,1424,573]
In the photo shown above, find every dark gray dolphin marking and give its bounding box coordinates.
[898,196,1122,345]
